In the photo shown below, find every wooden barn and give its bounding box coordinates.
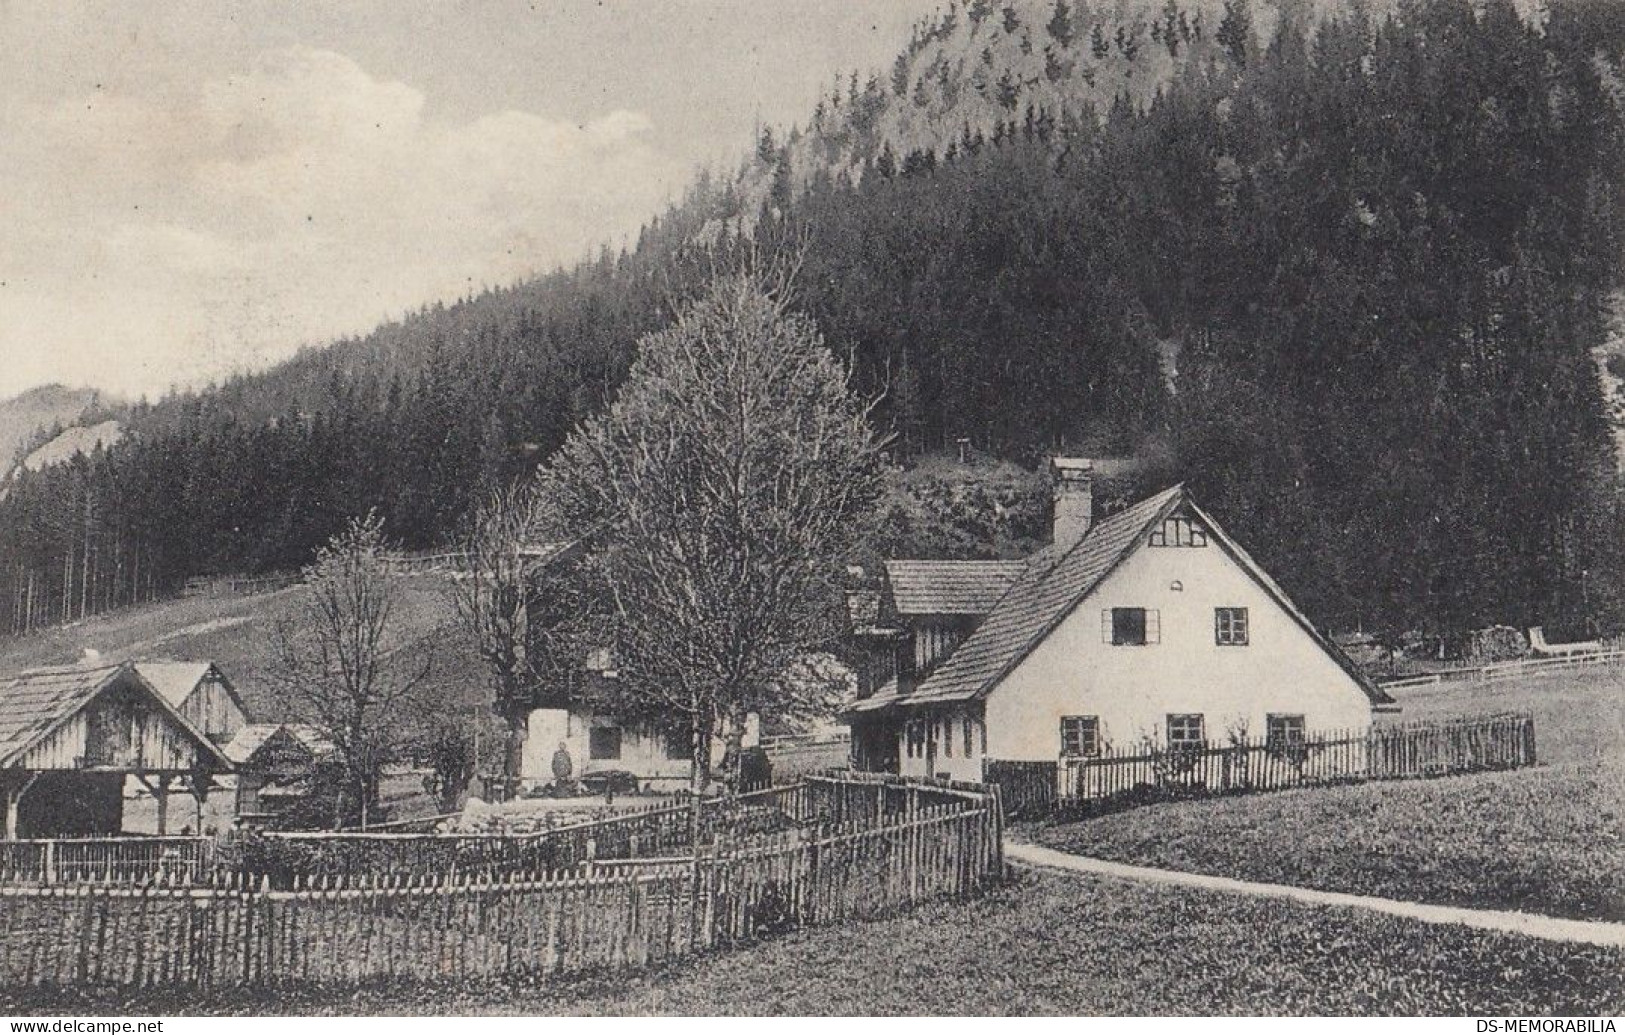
[0,662,234,837]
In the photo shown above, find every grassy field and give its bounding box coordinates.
[4,869,1621,1016]
[1030,664,1625,921]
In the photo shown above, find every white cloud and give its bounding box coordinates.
[0,47,685,398]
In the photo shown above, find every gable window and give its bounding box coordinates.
[1267,714,1307,755]
[1215,607,1249,646]
[589,726,623,761]
[1149,516,1208,548]
[1103,607,1159,646]
[963,716,975,757]
[1166,714,1205,752]
[1060,716,1101,758]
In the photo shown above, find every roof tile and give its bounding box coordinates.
[884,560,1027,616]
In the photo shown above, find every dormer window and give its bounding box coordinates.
[1149,515,1207,548]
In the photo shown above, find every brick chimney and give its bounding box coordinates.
[1051,458,1094,553]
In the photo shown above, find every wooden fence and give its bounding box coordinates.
[1377,648,1625,691]
[989,712,1536,818]
[0,837,214,886]
[0,777,1002,990]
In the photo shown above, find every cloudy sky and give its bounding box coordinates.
[0,0,939,400]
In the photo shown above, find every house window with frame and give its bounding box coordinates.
[963,716,975,757]
[943,716,953,758]
[1103,607,1159,646]
[1060,716,1101,758]
[1166,714,1205,752]
[1215,607,1249,646]
[589,726,623,761]
[1266,714,1307,756]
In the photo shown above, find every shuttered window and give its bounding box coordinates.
[1103,607,1159,645]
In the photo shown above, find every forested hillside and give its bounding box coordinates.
[2,0,1622,643]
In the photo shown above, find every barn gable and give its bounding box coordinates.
[135,661,251,744]
[0,662,233,773]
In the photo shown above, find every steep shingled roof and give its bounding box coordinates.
[0,663,130,766]
[223,723,333,766]
[134,662,214,709]
[884,560,1027,616]
[903,487,1185,706]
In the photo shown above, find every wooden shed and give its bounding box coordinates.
[223,723,334,826]
[0,662,234,837]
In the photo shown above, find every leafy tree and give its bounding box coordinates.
[543,273,886,791]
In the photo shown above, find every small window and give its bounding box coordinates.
[663,726,693,761]
[943,716,953,758]
[1060,716,1101,757]
[962,716,974,757]
[1215,607,1249,646]
[1267,714,1306,753]
[1104,607,1159,646]
[1166,714,1205,751]
[589,726,622,761]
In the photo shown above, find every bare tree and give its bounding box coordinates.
[270,511,431,828]
[544,272,887,794]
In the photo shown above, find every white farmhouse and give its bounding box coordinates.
[844,459,1396,781]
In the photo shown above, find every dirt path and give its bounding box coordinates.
[1005,841,1625,949]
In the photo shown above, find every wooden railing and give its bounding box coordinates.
[0,837,214,886]
[0,775,1002,990]
[986,713,1536,818]
[1377,648,1625,691]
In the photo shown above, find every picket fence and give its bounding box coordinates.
[0,837,213,887]
[989,712,1536,818]
[0,778,1001,990]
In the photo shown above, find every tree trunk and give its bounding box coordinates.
[719,716,746,795]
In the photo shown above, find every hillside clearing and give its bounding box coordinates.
[0,575,482,721]
[1030,665,1625,922]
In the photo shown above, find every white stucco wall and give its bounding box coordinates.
[983,531,1374,762]
[521,709,760,790]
